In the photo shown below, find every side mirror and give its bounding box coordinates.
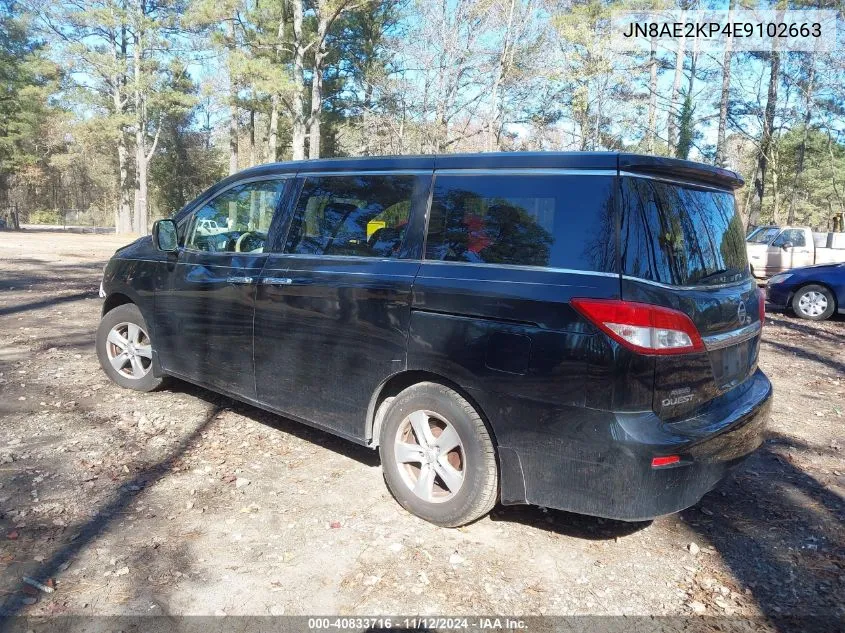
[781,241,793,250]
[153,219,178,252]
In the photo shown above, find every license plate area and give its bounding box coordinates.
[710,338,757,391]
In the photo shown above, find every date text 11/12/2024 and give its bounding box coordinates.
[307,617,528,630]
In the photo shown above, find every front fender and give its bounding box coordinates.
[101,256,161,336]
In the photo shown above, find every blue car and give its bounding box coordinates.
[766,263,845,321]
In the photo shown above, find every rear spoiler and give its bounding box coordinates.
[618,154,745,191]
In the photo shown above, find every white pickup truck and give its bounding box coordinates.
[746,226,845,279]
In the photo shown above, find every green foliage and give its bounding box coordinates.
[772,127,845,229]
[675,92,695,160]
[5,0,843,235]
[0,1,59,189]
[150,63,226,218]
[29,209,62,224]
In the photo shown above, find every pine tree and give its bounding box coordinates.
[0,0,59,220]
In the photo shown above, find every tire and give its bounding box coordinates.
[379,382,498,527]
[791,284,835,321]
[96,303,163,392]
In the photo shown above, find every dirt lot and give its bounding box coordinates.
[0,230,842,620]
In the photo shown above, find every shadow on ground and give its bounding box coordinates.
[164,380,381,469]
[680,438,844,620]
[761,339,845,375]
[168,380,648,539]
[0,403,223,617]
[489,504,650,539]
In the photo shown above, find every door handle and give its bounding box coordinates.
[227,275,255,284]
[262,277,293,285]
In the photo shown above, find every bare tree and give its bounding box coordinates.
[714,0,735,166]
[666,35,686,153]
[787,56,815,224]
[750,43,780,229]
[290,0,307,159]
[226,17,239,174]
[486,0,536,151]
[646,36,658,154]
[30,0,135,232]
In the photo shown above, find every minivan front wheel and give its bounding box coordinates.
[792,284,835,321]
[379,382,498,527]
[96,303,163,392]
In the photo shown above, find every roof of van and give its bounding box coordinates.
[231,151,745,190]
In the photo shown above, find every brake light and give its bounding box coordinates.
[571,298,704,355]
[651,455,680,468]
[757,288,766,323]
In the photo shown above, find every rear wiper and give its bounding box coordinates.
[696,268,742,284]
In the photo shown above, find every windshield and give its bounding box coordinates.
[620,177,749,286]
[747,227,780,244]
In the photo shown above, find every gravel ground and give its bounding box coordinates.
[0,230,842,620]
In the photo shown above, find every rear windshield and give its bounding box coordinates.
[620,177,748,286]
[425,174,616,272]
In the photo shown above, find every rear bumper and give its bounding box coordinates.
[496,369,773,521]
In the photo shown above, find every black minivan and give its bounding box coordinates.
[97,152,772,527]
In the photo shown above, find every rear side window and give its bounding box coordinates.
[284,175,418,258]
[424,174,617,272]
[620,177,748,286]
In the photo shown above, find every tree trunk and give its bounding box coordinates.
[751,48,780,229]
[787,61,815,225]
[133,0,147,235]
[646,36,657,154]
[771,156,780,224]
[488,0,516,152]
[249,109,256,167]
[667,35,687,153]
[307,50,325,159]
[135,146,148,234]
[715,0,735,167]
[112,15,131,233]
[361,83,373,155]
[227,19,239,175]
[675,41,698,160]
[291,0,306,160]
[117,134,130,233]
[268,94,279,162]
[307,14,330,160]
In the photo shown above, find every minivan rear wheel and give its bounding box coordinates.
[792,284,835,321]
[96,303,163,392]
[379,382,498,527]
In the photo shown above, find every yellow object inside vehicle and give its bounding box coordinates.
[367,220,386,239]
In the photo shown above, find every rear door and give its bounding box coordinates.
[618,175,762,420]
[253,171,431,440]
[154,177,290,398]
[410,171,631,425]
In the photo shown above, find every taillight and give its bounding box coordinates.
[757,288,766,323]
[571,298,704,355]
[651,455,681,468]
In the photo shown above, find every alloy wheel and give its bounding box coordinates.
[105,322,152,379]
[394,410,465,503]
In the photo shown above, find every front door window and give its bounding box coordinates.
[187,180,286,254]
